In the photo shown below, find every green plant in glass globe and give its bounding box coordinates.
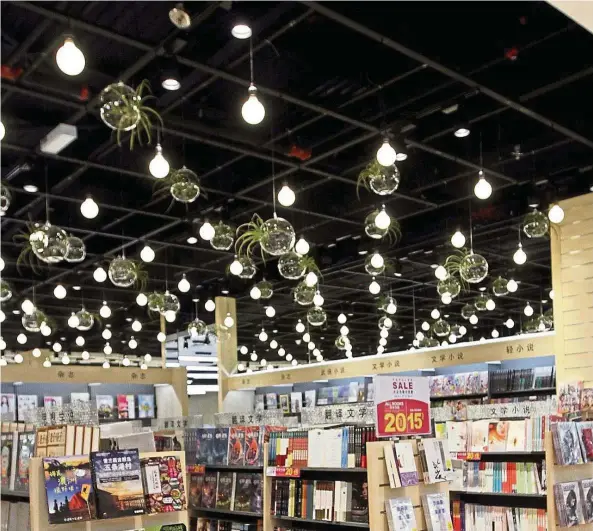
[357,160,400,197]
[445,248,488,284]
[437,277,461,299]
[307,306,327,326]
[0,280,12,302]
[188,318,207,337]
[238,256,257,279]
[432,318,451,337]
[256,280,273,299]
[211,222,234,251]
[147,292,165,313]
[522,209,549,239]
[154,166,200,203]
[64,235,86,263]
[293,282,315,305]
[461,303,476,320]
[491,276,509,297]
[75,308,95,331]
[474,293,489,311]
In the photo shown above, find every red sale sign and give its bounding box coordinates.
[374,376,431,437]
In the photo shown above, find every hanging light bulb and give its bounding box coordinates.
[62,354,70,365]
[14,353,23,364]
[81,350,90,360]
[377,345,385,354]
[292,359,298,366]
[68,312,80,328]
[41,323,52,336]
[128,337,138,349]
[340,325,349,336]
[459,325,467,336]
[278,184,295,207]
[486,298,496,311]
[421,321,430,331]
[369,277,381,295]
[224,313,234,327]
[513,243,527,265]
[99,301,111,318]
[144,353,152,362]
[524,303,534,317]
[56,37,85,76]
[199,221,215,241]
[270,340,278,349]
[374,207,391,230]
[302,332,311,343]
[102,328,112,340]
[491,329,499,338]
[229,256,244,276]
[132,320,142,332]
[157,332,166,342]
[370,252,384,269]
[308,341,315,350]
[178,274,191,293]
[474,170,492,199]
[449,333,457,343]
[337,313,347,324]
[305,271,318,287]
[140,244,155,262]
[451,230,466,249]
[53,284,67,299]
[469,315,479,325]
[442,294,452,305]
[258,329,268,342]
[103,360,110,369]
[505,318,515,328]
[122,356,131,367]
[431,309,440,320]
[265,306,276,318]
[165,310,176,322]
[380,329,389,338]
[80,196,99,219]
[75,335,85,347]
[140,362,148,370]
[17,333,27,344]
[0,310,4,323]
[548,203,565,224]
[32,347,41,357]
[237,363,245,371]
[21,299,35,315]
[379,338,387,347]
[103,343,112,355]
[52,342,62,353]
[240,344,248,355]
[507,279,518,293]
[376,139,396,167]
[278,347,286,357]
[295,320,305,333]
[286,353,294,362]
[295,237,309,255]
[42,358,51,368]
[250,285,261,300]
[242,84,265,125]
[250,351,258,362]
[434,265,448,281]
[149,144,170,178]
[313,291,324,307]
[136,293,148,306]
[416,332,424,341]
[93,266,107,283]
[0,121,4,141]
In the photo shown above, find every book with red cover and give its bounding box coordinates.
[228,426,245,466]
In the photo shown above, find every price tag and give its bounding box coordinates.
[453,452,481,461]
[186,464,205,474]
[266,466,301,478]
[374,376,431,437]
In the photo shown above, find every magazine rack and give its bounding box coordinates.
[28,450,189,531]
[366,440,450,531]
[545,431,593,530]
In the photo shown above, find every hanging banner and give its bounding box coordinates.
[374,375,431,437]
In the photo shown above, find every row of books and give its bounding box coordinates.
[387,494,453,531]
[489,367,556,394]
[197,520,260,531]
[558,381,593,414]
[551,421,593,464]
[454,461,546,495]
[452,501,548,531]
[0,423,34,491]
[443,417,550,453]
[270,478,368,523]
[189,472,262,514]
[267,426,376,469]
[43,450,186,524]
[554,479,593,527]
[0,392,156,421]
[35,424,100,457]
[0,501,29,531]
[429,372,488,397]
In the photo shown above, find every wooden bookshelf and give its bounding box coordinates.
[28,450,189,531]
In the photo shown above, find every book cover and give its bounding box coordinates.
[466,372,480,394]
[304,390,316,408]
[1,433,13,487]
[430,375,443,397]
[454,374,467,395]
[188,473,203,509]
[422,493,453,530]
[43,455,96,524]
[254,395,265,411]
[290,392,302,413]
[213,428,229,465]
[279,394,290,414]
[581,388,593,412]
[233,473,253,512]
[488,421,509,452]
[435,423,446,439]
[91,449,146,518]
[351,480,369,523]
[470,420,489,452]
[559,381,583,414]
[117,395,136,420]
[385,497,417,531]
[557,423,583,465]
[442,375,456,395]
[506,420,526,451]
[70,393,90,404]
[394,442,418,486]
[421,439,448,483]
[348,382,359,403]
[16,395,37,420]
[244,426,261,466]
[265,393,278,410]
[201,472,217,508]
[228,426,245,466]
[15,432,35,491]
[577,422,593,463]
[215,471,234,510]
[250,474,263,514]
[558,481,585,526]
[138,395,155,418]
[366,382,375,402]
[43,396,63,409]
[446,421,468,452]
[196,428,214,464]
[580,478,593,523]
[96,395,114,420]
[196,518,211,531]
[142,455,186,513]
[0,394,15,418]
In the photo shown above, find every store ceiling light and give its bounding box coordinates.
[278,184,295,207]
[548,203,565,224]
[93,266,107,282]
[376,139,396,166]
[178,274,191,293]
[161,66,181,91]
[199,221,215,241]
[23,184,38,193]
[53,284,67,299]
[169,3,191,29]
[451,229,465,248]
[231,23,252,39]
[295,237,309,255]
[56,37,85,76]
[136,293,148,306]
[474,170,492,200]
[40,123,78,154]
[242,84,265,125]
[140,244,155,262]
[149,143,170,178]
[187,236,198,244]
[454,125,470,138]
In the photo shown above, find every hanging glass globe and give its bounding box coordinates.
[64,235,86,263]
[293,281,315,305]
[423,337,440,348]
[461,303,476,320]
[188,318,207,337]
[255,280,273,300]
[379,296,397,314]
[378,316,393,330]
[75,308,94,331]
[536,314,552,332]
[523,209,549,239]
[524,318,538,333]
[278,251,305,280]
[22,309,46,332]
[100,82,141,131]
[261,216,295,256]
[147,292,165,312]
[492,276,509,297]
[437,277,461,299]
[211,222,234,251]
[459,252,488,283]
[474,293,489,311]
[238,256,257,279]
[369,165,400,195]
[307,306,327,326]
[0,183,11,216]
[432,318,451,337]
[364,254,385,275]
[160,291,180,315]
[30,221,69,263]
[544,307,554,322]
[170,166,200,203]
[0,280,12,302]
[364,210,388,239]
[335,335,350,350]
[108,256,138,288]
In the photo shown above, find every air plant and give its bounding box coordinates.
[356,160,400,198]
[236,214,295,259]
[108,256,148,292]
[14,221,69,274]
[99,80,163,149]
[444,247,488,285]
[153,166,202,207]
[236,214,266,260]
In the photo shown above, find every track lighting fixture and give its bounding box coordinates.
[231,23,252,39]
[161,64,181,91]
[56,37,85,76]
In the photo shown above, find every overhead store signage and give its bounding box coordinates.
[374,375,431,437]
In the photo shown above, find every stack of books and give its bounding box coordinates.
[0,422,35,492]
[453,501,548,530]
[552,421,593,464]
[385,497,418,531]
[421,492,453,531]
[189,472,262,514]
[270,478,368,523]
[489,367,555,394]
[267,426,376,469]
[554,480,593,526]
[34,423,100,457]
[456,461,546,494]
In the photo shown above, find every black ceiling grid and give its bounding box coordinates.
[1,1,592,367]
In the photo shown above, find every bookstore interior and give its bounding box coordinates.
[1,2,593,531]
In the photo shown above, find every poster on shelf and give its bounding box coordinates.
[374,375,431,437]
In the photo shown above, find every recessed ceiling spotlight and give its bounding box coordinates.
[187,236,198,244]
[231,23,252,39]
[161,66,181,91]
[23,184,38,193]
[72,285,81,291]
[454,125,470,138]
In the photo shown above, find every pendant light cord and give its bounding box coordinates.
[44,163,50,223]
[249,36,254,85]
[271,106,277,216]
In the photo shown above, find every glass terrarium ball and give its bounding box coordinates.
[461,303,476,320]
[544,307,554,321]
[524,318,537,333]
[307,306,327,326]
[432,318,451,337]
[261,217,295,256]
[523,209,549,239]
[425,337,440,348]
[364,254,385,275]
[0,183,11,216]
[238,256,257,279]
[378,316,393,330]
[293,282,315,305]
[99,82,140,131]
[459,252,488,283]
[364,210,388,239]
[369,165,400,195]
[474,293,488,311]
[75,308,94,331]
[278,251,305,280]
[108,257,138,288]
[210,222,234,251]
[188,318,207,337]
[147,292,164,312]
[256,280,273,299]
[64,236,86,263]
[0,280,12,302]
[22,309,45,332]
[170,167,200,203]
[30,222,69,263]
[437,277,461,298]
[379,296,397,314]
[335,335,349,350]
[536,314,553,332]
[160,291,180,315]
[492,276,509,297]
